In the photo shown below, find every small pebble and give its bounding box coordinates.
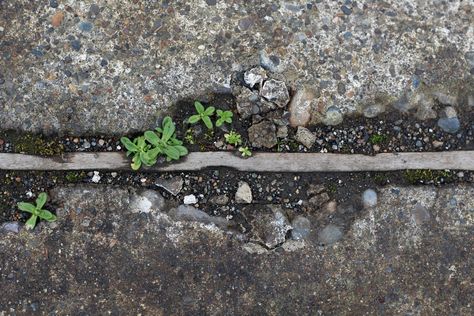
[184,194,198,205]
[362,189,377,208]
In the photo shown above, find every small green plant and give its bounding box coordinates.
[120,136,154,170]
[369,133,387,144]
[184,129,195,144]
[65,171,86,182]
[144,116,188,162]
[216,109,233,127]
[188,101,215,129]
[239,146,252,158]
[224,131,242,146]
[17,192,56,230]
[121,117,188,170]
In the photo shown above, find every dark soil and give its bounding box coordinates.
[1,168,472,227]
[0,94,473,156]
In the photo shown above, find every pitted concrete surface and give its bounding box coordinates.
[1,1,473,134]
[0,184,472,314]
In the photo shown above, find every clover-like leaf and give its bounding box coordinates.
[144,131,160,146]
[188,115,201,124]
[202,116,213,129]
[121,137,138,152]
[164,146,180,160]
[194,101,205,114]
[17,202,36,214]
[175,145,188,156]
[25,215,38,230]
[203,106,215,116]
[162,119,176,142]
[38,209,56,222]
[131,154,142,170]
[36,192,47,209]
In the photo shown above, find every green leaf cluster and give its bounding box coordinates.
[224,131,242,146]
[216,110,233,127]
[239,146,252,158]
[121,116,188,170]
[188,101,233,129]
[189,101,215,129]
[17,192,56,230]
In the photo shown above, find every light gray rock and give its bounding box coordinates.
[318,224,343,246]
[259,50,284,73]
[295,126,316,148]
[433,92,458,106]
[412,203,431,225]
[129,190,165,214]
[362,189,378,208]
[442,106,457,118]
[260,79,290,108]
[252,207,292,248]
[277,126,288,138]
[169,205,229,229]
[248,120,277,148]
[235,87,260,119]
[362,103,385,118]
[209,195,229,205]
[323,106,343,126]
[244,67,267,88]
[1,222,21,234]
[289,87,314,127]
[437,117,460,134]
[413,92,437,120]
[155,176,183,196]
[291,216,311,240]
[235,181,252,204]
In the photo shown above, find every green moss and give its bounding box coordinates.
[403,169,454,185]
[65,171,86,182]
[14,133,64,156]
[369,133,388,145]
[326,183,337,194]
[184,128,195,145]
[373,173,389,185]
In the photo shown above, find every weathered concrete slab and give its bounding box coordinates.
[1,1,473,134]
[0,184,472,314]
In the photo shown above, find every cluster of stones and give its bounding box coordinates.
[235,67,468,151]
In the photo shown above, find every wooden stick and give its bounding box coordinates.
[0,151,473,172]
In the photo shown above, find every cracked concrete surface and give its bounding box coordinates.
[1,0,473,134]
[0,184,472,314]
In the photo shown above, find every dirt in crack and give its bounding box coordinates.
[1,169,472,229]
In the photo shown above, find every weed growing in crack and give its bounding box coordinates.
[239,146,252,158]
[224,131,242,146]
[121,116,188,170]
[17,192,56,230]
[188,101,215,129]
[216,109,233,127]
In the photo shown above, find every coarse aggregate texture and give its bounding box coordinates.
[1,0,473,135]
[0,184,473,314]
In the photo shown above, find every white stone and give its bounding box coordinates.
[183,194,198,205]
[91,171,101,183]
[362,189,378,208]
[235,181,252,203]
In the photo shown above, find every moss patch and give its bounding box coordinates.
[9,133,64,156]
[403,169,455,185]
[369,133,388,145]
[65,171,86,183]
